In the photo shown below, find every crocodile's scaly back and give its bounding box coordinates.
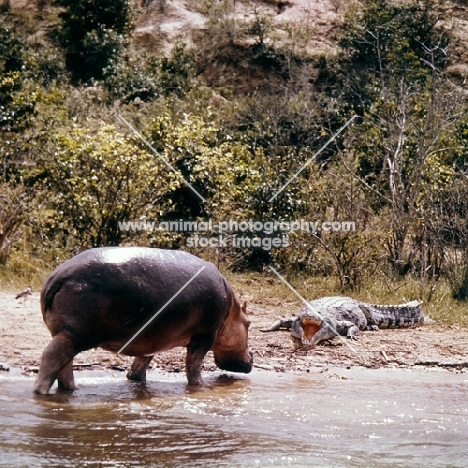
[261,295,433,347]
[359,300,428,329]
[300,296,367,330]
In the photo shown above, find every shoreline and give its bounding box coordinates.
[1,292,467,379]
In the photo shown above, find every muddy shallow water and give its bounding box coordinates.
[0,367,467,467]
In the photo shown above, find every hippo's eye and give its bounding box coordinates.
[246,320,251,327]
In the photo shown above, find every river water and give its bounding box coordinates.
[0,367,467,467]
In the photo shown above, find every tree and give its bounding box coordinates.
[0,25,38,182]
[55,0,133,82]
[0,184,29,264]
[335,0,460,278]
[337,0,450,114]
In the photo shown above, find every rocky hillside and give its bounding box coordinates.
[6,0,468,80]
[132,0,342,54]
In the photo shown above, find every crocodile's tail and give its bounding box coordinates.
[363,300,431,329]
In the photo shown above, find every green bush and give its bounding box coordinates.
[40,124,177,246]
[102,43,196,104]
[145,112,260,220]
[55,0,133,82]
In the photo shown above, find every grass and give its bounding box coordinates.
[225,269,468,327]
[0,251,52,292]
[2,249,467,326]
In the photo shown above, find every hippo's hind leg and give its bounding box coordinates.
[34,333,78,395]
[57,361,77,391]
[127,356,154,382]
[185,333,216,386]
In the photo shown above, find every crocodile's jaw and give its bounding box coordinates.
[291,316,334,347]
[301,324,335,346]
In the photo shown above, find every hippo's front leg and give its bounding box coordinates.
[185,333,216,386]
[127,356,154,382]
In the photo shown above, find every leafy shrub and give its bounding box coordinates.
[55,0,133,82]
[145,112,260,220]
[103,55,160,103]
[0,23,25,72]
[41,124,177,246]
[0,72,37,133]
[102,43,196,104]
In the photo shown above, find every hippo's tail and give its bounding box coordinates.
[40,271,65,314]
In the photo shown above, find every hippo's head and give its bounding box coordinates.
[212,300,253,374]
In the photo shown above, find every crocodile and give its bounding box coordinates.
[261,296,432,347]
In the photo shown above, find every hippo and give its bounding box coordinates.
[33,247,253,394]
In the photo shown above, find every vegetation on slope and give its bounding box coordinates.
[1,0,468,325]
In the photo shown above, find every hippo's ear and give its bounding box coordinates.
[242,301,248,312]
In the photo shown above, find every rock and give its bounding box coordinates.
[111,365,126,372]
[415,358,468,368]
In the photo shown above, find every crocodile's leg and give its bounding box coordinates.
[335,320,361,340]
[358,304,381,331]
[261,318,294,332]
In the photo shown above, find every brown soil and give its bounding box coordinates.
[133,0,341,55]
[1,288,467,378]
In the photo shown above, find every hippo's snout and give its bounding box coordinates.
[215,350,253,374]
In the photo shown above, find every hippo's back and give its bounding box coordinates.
[42,247,217,308]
